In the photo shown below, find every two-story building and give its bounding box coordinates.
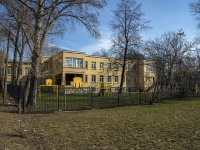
[6,50,156,91]
[44,50,156,91]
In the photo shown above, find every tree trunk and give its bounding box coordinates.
[3,31,10,104]
[118,41,128,94]
[28,0,43,106]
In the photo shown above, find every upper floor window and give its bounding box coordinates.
[145,65,154,72]
[133,64,138,71]
[44,62,49,70]
[7,67,12,75]
[107,63,111,70]
[114,76,118,83]
[127,64,131,71]
[100,62,104,70]
[92,62,96,69]
[85,61,88,69]
[55,59,62,69]
[25,67,29,76]
[114,64,118,70]
[133,77,137,83]
[16,68,22,76]
[66,58,83,68]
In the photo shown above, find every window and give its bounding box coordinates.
[127,64,131,71]
[107,63,111,70]
[16,68,22,76]
[44,62,49,70]
[133,77,137,83]
[114,64,118,70]
[55,59,62,69]
[100,75,104,82]
[146,76,152,82]
[66,58,83,68]
[133,64,138,71]
[100,62,104,70]
[92,75,96,82]
[25,68,29,76]
[92,62,96,69]
[107,76,111,83]
[145,65,154,72]
[85,75,88,82]
[127,76,131,82]
[114,76,118,83]
[7,68,12,75]
[85,61,88,69]
[56,74,62,85]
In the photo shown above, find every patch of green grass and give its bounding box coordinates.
[9,99,200,149]
[33,91,151,112]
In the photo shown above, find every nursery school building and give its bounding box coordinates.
[7,50,156,91]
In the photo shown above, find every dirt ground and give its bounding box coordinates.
[0,97,51,150]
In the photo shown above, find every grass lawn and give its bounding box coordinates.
[33,91,150,112]
[0,99,200,149]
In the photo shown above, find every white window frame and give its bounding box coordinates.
[25,68,29,76]
[127,64,131,71]
[114,64,118,70]
[92,75,96,82]
[107,76,112,83]
[100,75,104,82]
[66,57,83,68]
[145,65,154,72]
[100,62,104,70]
[92,62,96,69]
[114,76,118,83]
[7,68,12,75]
[107,63,111,70]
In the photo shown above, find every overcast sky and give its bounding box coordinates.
[55,0,197,54]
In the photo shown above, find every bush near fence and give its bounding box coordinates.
[6,84,197,113]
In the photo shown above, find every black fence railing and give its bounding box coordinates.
[6,84,198,113]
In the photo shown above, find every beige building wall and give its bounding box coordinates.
[46,50,156,91]
[7,62,31,85]
[6,50,156,91]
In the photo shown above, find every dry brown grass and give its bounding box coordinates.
[0,98,200,149]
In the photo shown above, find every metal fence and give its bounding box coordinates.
[6,84,198,113]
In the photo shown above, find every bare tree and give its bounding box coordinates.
[92,48,109,57]
[109,0,149,94]
[190,0,200,31]
[145,30,195,103]
[1,0,106,106]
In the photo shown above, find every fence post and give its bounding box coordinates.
[90,87,93,109]
[58,86,60,111]
[118,88,120,107]
[18,84,21,114]
[64,87,66,108]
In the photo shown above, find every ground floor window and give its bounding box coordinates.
[55,74,62,85]
[85,75,88,82]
